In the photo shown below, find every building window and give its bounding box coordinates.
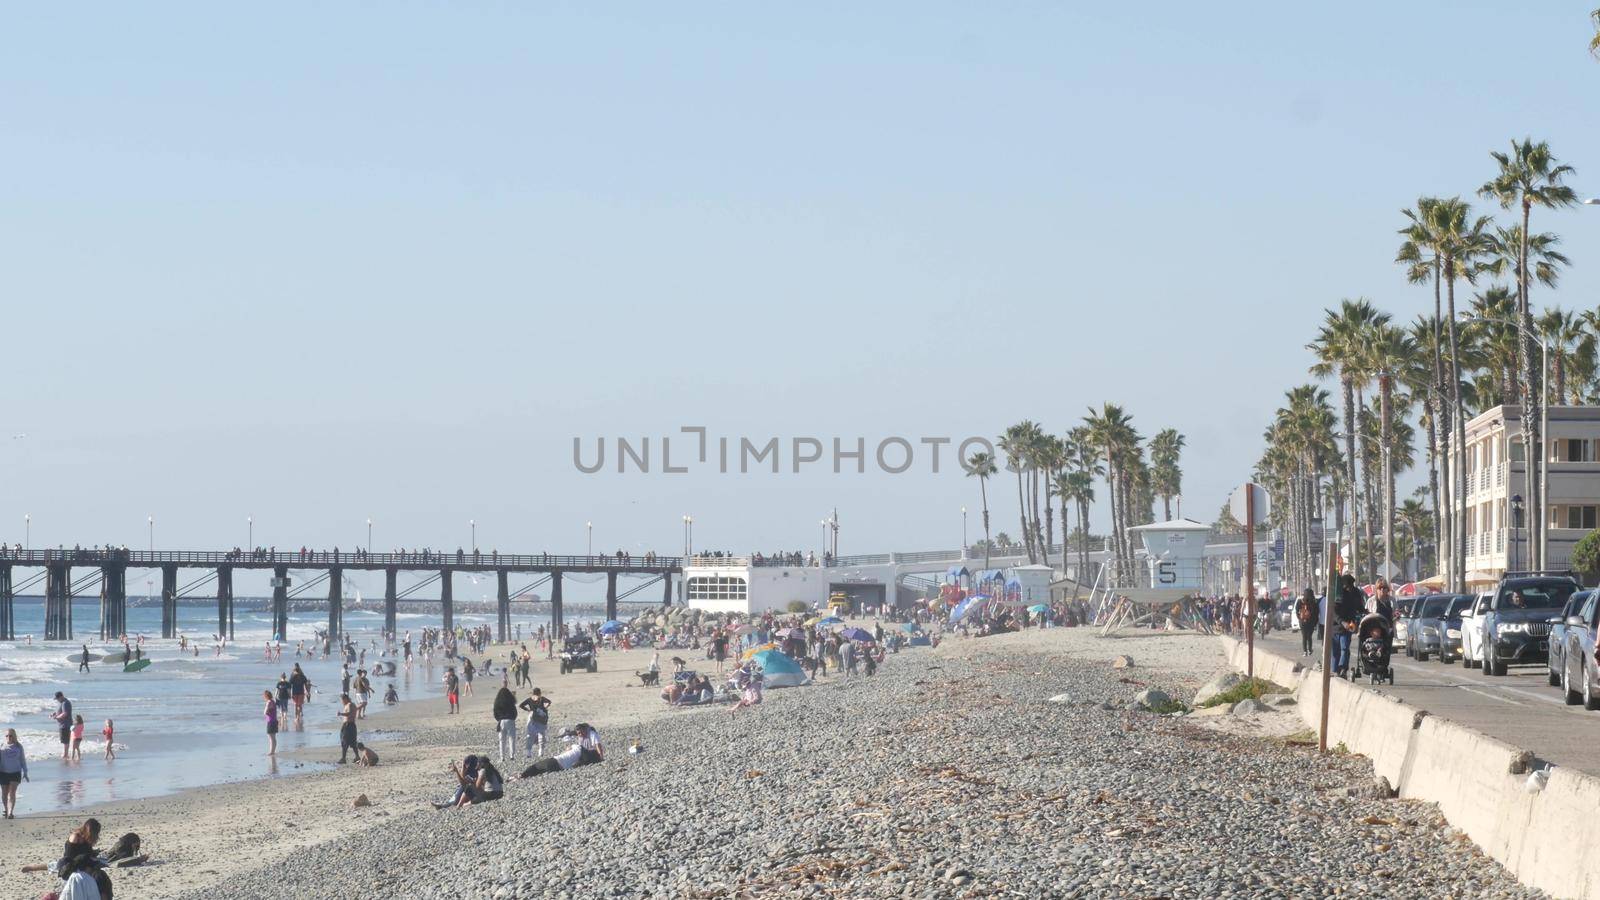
[1551,505,1600,530]
[687,575,748,602]
[1552,438,1596,463]
[1509,438,1525,462]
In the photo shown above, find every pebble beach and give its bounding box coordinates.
[1,625,1541,899]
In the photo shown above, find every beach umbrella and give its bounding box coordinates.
[1027,604,1050,614]
[783,627,805,640]
[750,649,810,688]
[840,626,875,642]
[741,641,778,660]
[598,620,625,635]
[817,616,844,627]
[948,596,976,624]
[803,615,823,627]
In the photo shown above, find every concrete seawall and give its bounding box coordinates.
[1220,636,1600,900]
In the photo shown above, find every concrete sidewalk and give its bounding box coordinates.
[1252,628,1600,775]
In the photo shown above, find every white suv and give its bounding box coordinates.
[1460,592,1493,669]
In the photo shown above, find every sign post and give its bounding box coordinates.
[1320,538,1337,753]
[1229,482,1270,681]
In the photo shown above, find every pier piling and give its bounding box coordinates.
[440,569,453,634]
[605,571,618,622]
[496,570,510,642]
[271,565,289,642]
[383,568,398,636]
[45,563,72,641]
[161,565,178,639]
[217,566,234,641]
[327,567,343,639]
[0,565,13,641]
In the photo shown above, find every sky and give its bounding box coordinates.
[4,3,1600,596]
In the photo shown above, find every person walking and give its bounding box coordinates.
[78,643,91,674]
[1296,588,1319,656]
[492,679,518,762]
[1,728,27,818]
[519,687,550,758]
[51,692,73,761]
[1332,574,1365,677]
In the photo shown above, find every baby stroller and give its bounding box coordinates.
[1352,613,1395,684]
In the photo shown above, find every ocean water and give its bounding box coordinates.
[0,600,576,812]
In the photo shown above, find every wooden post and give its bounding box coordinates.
[383,568,398,637]
[0,564,13,641]
[440,569,453,634]
[101,565,126,640]
[1320,539,1338,754]
[327,567,343,639]
[605,571,618,622]
[271,565,289,642]
[1246,489,1255,682]
[217,566,234,641]
[496,570,510,643]
[550,570,563,636]
[45,563,71,641]
[162,565,179,640]
[663,570,674,607]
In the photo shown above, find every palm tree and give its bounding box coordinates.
[1032,433,1064,566]
[1149,429,1186,521]
[1084,404,1139,583]
[965,451,997,567]
[1309,299,1389,582]
[1399,198,1451,583]
[1538,308,1596,405]
[1063,426,1103,579]
[1368,323,1416,581]
[999,423,1038,564]
[1402,317,1446,577]
[1481,139,1578,570]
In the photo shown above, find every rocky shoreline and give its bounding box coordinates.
[183,629,1541,899]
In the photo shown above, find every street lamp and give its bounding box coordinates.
[1511,494,1525,572]
[470,519,476,552]
[148,516,154,553]
[366,518,372,554]
[247,516,253,549]
[683,515,693,558]
[961,506,968,554]
[24,514,29,552]
[586,521,593,557]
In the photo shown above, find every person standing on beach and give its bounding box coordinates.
[289,664,311,720]
[101,720,115,761]
[337,693,358,763]
[462,658,475,697]
[444,668,460,714]
[492,679,518,762]
[1,728,27,818]
[263,689,279,756]
[275,673,291,719]
[51,692,73,760]
[519,688,549,758]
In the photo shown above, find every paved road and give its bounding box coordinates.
[1253,629,1600,776]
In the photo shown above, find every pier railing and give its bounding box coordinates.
[0,548,683,570]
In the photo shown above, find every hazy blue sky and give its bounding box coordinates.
[5,3,1600,594]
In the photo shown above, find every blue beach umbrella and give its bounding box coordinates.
[817,616,845,627]
[899,622,920,633]
[1027,604,1050,614]
[750,649,810,688]
[840,627,874,643]
[598,620,625,635]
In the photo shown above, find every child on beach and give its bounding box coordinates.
[102,720,115,760]
[70,715,85,760]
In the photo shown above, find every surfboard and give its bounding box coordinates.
[65,653,104,664]
[101,651,131,665]
[122,658,152,673]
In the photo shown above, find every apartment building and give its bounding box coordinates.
[1454,403,1600,585]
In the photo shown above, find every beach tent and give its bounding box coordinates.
[1027,603,1049,613]
[750,649,810,688]
[741,642,778,661]
[898,622,921,633]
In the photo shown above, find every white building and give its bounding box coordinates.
[1454,403,1600,584]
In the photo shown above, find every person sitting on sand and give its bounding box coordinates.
[354,742,379,767]
[57,817,114,899]
[383,683,398,705]
[445,755,502,807]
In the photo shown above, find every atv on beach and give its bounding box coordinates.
[560,636,597,674]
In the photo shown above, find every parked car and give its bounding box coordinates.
[1460,592,1492,669]
[1480,574,1580,677]
[1407,593,1470,662]
[1547,589,1592,687]
[1394,596,1422,653]
[1560,589,1600,710]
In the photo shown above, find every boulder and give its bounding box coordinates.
[1111,655,1135,669]
[1230,698,1270,717]
[1192,669,1244,706]
[1046,693,1075,705]
[1260,693,1298,708]
[352,794,371,808]
[1133,688,1172,710]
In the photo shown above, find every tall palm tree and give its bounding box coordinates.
[1368,323,1416,581]
[1063,426,1103,579]
[1084,404,1139,582]
[1436,198,1490,589]
[1309,299,1389,582]
[1149,429,1186,521]
[999,423,1038,564]
[965,451,997,567]
[1481,140,1578,570]
[1399,198,1451,584]
[1402,317,1446,577]
[1032,433,1064,566]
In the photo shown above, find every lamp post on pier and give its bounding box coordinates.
[148,516,154,553]
[961,506,968,556]
[24,514,29,552]
[470,520,476,553]
[247,516,253,550]
[366,518,373,554]
[587,521,593,557]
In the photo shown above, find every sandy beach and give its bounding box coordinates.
[0,640,680,899]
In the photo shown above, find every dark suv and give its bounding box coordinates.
[1480,573,1581,677]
